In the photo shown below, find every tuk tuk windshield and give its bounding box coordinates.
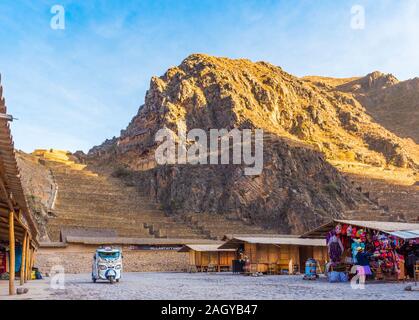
[98,251,120,259]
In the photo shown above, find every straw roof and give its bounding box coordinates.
[60,227,117,242]
[178,244,235,252]
[38,242,68,248]
[0,76,38,244]
[64,236,222,246]
[219,236,326,249]
[301,219,419,238]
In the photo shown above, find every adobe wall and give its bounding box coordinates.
[35,244,189,274]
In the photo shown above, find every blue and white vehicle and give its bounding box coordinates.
[92,247,122,284]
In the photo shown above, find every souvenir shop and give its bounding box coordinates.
[302,220,419,281]
[0,241,22,279]
[0,242,7,277]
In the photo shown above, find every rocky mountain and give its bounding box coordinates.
[87,54,419,234]
[349,74,419,145]
[94,55,417,169]
[305,72,419,145]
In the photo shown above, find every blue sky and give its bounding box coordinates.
[0,0,418,152]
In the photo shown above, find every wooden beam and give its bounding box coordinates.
[0,211,32,243]
[0,216,23,229]
[0,222,24,237]
[9,210,15,295]
[0,175,16,212]
[0,141,14,147]
[0,132,13,140]
[0,228,24,239]
[20,232,27,285]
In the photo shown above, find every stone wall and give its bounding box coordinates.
[35,244,189,274]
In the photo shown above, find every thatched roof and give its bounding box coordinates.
[178,244,234,252]
[38,242,68,248]
[60,227,117,242]
[0,76,38,245]
[219,236,326,249]
[64,236,221,246]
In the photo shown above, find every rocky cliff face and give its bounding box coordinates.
[119,137,362,234]
[88,54,419,233]
[306,72,419,145]
[346,74,419,145]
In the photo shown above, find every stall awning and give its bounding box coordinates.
[301,219,419,239]
[388,230,419,240]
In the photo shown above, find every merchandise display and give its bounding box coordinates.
[326,223,418,281]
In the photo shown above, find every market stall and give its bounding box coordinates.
[178,244,237,272]
[302,220,419,282]
[219,235,327,274]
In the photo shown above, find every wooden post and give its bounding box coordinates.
[20,232,28,285]
[29,247,35,279]
[23,238,27,282]
[24,239,30,282]
[8,210,15,295]
[26,242,31,281]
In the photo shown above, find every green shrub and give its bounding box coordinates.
[324,182,339,195]
[111,167,132,178]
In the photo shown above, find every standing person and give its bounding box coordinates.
[406,248,417,279]
[355,247,373,281]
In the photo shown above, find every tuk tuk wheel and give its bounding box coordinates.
[109,276,115,284]
[116,279,120,283]
[92,278,96,283]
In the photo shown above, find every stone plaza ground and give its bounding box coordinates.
[1,272,419,300]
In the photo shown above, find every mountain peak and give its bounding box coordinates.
[337,71,399,93]
[365,71,399,85]
[97,54,417,169]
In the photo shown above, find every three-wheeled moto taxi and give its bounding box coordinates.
[92,247,122,284]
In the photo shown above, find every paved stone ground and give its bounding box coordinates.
[1,273,418,300]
